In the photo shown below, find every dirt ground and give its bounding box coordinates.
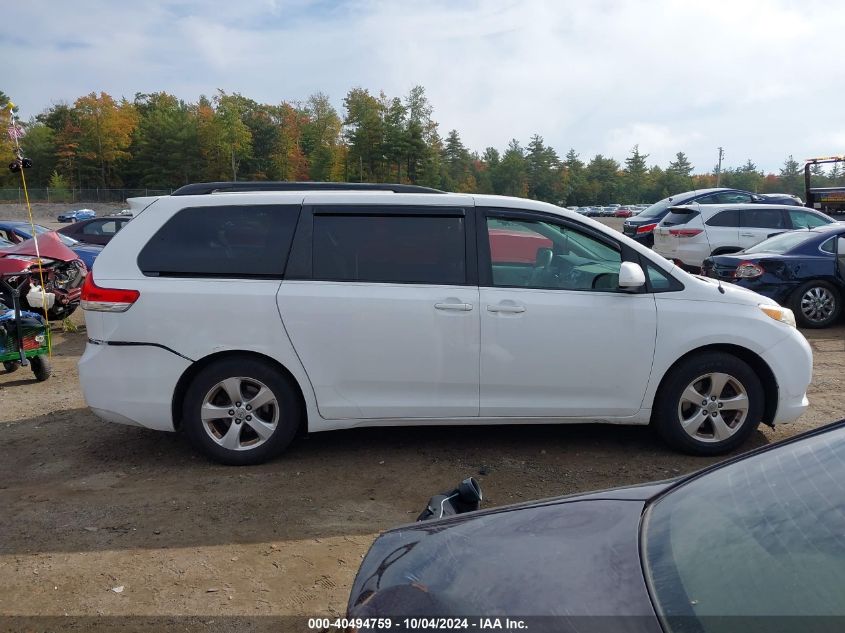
[0,207,844,628]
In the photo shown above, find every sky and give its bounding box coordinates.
[3,0,844,173]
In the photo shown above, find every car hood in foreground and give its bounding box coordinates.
[348,483,669,630]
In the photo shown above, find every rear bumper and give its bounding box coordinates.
[78,340,190,432]
[760,329,813,425]
[653,242,708,268]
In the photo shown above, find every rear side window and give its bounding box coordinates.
[662,209,699,227]
[705,210,739,227]
[312,214,466,284]
[741,208,786,229]
[138,205,300,277]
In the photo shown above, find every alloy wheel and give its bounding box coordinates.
[677,372,749,443]
[800,286,836,324]
[201,376,279,451]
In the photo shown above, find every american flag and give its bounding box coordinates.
[7,124,25,141]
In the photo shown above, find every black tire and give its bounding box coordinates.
[30,356,52,382]
[653,352,763,456]
[791,280,841,329]
[3,361,20,373]
[182,357,302,465]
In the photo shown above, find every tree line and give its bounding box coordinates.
[1,87,841,205]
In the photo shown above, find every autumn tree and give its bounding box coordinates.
[271,103,309,181]
[73,92,139,187]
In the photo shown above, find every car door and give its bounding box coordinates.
[739,208,787,249]
[276,204,480,420]
[477,208,657,418]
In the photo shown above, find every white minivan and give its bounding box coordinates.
[78,182,812,464]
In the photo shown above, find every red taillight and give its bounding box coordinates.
[636,223,658,235]
[734,261,764,279]
[80,272,140,312]
[668,228,704,238]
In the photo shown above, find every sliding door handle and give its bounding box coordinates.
[487,304,526,314]
[434,302,473,311]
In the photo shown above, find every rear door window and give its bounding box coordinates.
[741,208,786,229]
[137,205,300,277]
[312,214,466,285]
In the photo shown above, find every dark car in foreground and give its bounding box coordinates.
[703,224,845,328]
[348,420,845,631]
[0,221,102,270]
[56,215,131,246]
[623,188,802,247]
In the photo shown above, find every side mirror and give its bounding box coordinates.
[618,261,646,289]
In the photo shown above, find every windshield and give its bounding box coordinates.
[643,424,845,625]
[744,231,816,255]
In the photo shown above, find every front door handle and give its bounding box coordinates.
[487,304,526,314]
[434,302,473,311]
[739,232,755,237]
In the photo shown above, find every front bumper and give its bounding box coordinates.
[760,329,813,425]
[78,340,191,432]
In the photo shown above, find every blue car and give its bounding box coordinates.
[0,221,102,269]
[703,223,845,328]
[57,208,96,223]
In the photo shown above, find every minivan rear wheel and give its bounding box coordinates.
[183,357,301,465]
[654,352,763,455]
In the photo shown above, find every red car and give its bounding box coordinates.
[613,207,635,218]
[488,228,552,263]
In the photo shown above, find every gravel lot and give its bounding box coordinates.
[1,204,843,628]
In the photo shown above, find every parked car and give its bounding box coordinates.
[623,188,803,247]
[0,221,103,270]
[600,206,616,217]
[79,181,811,465]
[703,224,845,328]
[614,206,635,218]
[653,204,834,271]
[57,215,131,246]
[57,208,96,223]
[348,419,845,626]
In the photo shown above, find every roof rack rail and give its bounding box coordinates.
[171,181,445,196]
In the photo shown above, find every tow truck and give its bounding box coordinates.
[805,155,845,215]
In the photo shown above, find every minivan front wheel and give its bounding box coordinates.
[654,353,763,455]
[183,357,301,465]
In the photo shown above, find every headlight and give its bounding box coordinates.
[760,304,796,328]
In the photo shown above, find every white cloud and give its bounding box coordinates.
[2,0,842,172]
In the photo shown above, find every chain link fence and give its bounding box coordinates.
[0,188,174,204]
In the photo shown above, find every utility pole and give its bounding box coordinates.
[716,147,724,186]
